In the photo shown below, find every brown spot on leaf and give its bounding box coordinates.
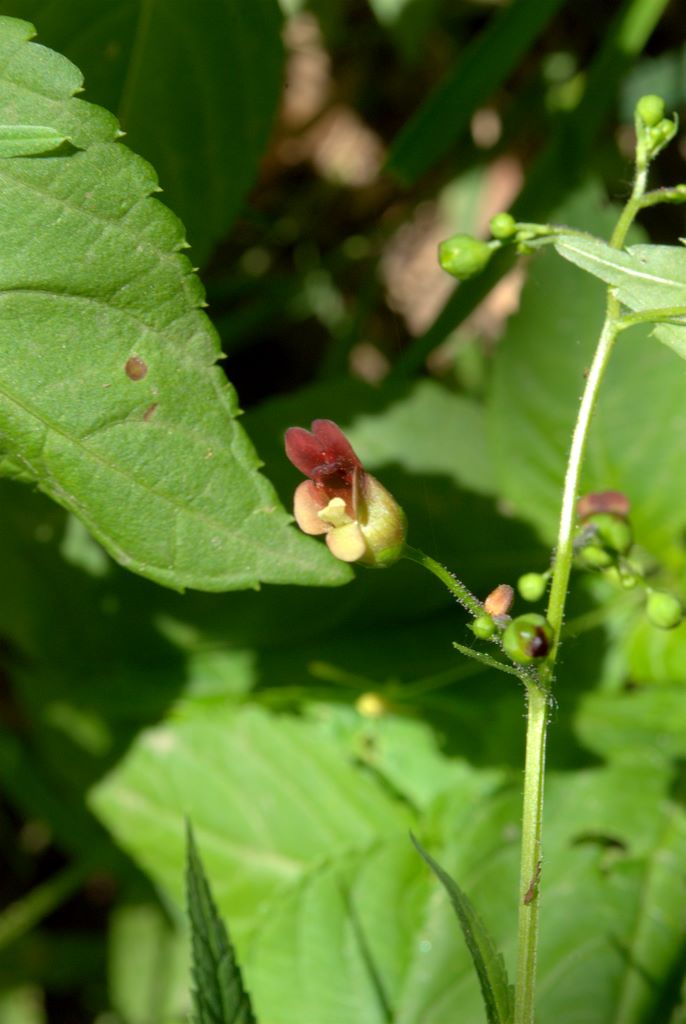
[143,403,158,422]
[125,356,148,381]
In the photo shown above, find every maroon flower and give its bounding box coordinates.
[285,419,406,566]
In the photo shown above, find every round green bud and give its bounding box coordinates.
[438,234,492,281]
[578,544,613,569]
[503,614,553,665]
[636,94,665,127]
[471,614,496,639]
[586,512,632,554]
[646,591,683,630]
[517,572,548,602]
[489,212,517,240]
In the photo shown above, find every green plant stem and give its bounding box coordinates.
[402,545,483,618]
[635,184,686,208]
[544,316,621,652]
[618,305,686,330]
[512,145,650,1024]
[513,683,547,1024]
[452,640,531,682]
[513,319,622,1024]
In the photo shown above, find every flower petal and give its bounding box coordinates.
[326,522,367,562]
[311,420,361,468]
[317,497,354,528]
[285,420,362,485]
[285,426,326,477]
[293,480,328,535]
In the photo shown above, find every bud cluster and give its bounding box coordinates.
[438,210,524,283]
[635,93,678,163]
[470,582,553,669]
[574,490,683,630]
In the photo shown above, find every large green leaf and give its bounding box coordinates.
[0,0,283,264]
[555,235,686,359]
[345,379,496,498]
[0,18,347,590]
[0,122,66,156]
[488,186,686,556]
[397,766,686,1024]
[89,706,413,937]
[91,709,686,1024]
[626,616,686,685]
[89,706,488,1024]
[245,837,429,1024]
[576,685,686,761]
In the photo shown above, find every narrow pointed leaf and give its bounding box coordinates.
[411,834,514,1024]
[0,17,349,590]
[186,823,256,1024]
[555,234,686,358]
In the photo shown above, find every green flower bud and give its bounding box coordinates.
[471,614,496,639]
[578,544,613,569]
[438,234,492,281]
[646,117,677,158]
[489,212,517,240]
[503,614,553,665]
[586,512,632,554]
[646,591,683,630]
[517,572,548,602]
[636,94,665,127]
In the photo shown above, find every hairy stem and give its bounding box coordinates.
[545,314,620,651]
[513,148,649,1024]
[402,545,483,618]
[514,684,547,1024]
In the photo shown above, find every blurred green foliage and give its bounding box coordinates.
[0,2,685,1022]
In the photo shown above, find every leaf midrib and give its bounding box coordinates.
[559,239,686,292]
